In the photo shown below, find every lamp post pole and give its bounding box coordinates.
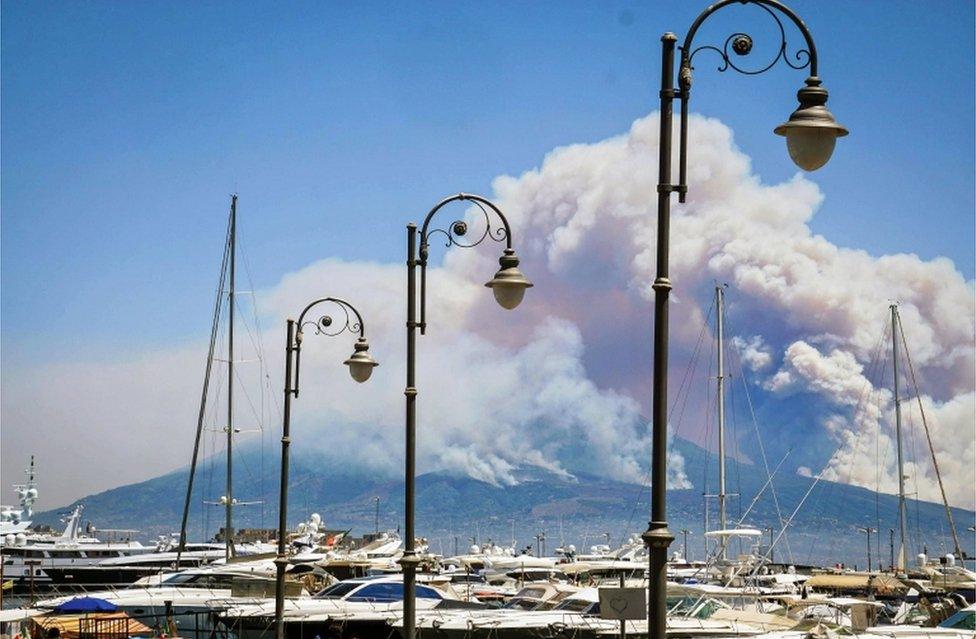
[274,298,378,639]
[402,193,533,639]
[645,3,845,638]
[858,526,877,572]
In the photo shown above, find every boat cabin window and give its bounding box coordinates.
[554,599,597,614]
[161,572,198,585]
[346,582,441,603]
[505,597,544,611]
[9,549,47,558]
[515,587,546,600]
[160,572,234,589]
[316,581,362,599]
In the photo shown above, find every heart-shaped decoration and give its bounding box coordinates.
[610,597,629,615]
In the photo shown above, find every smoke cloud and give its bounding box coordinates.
[2,111,973,511]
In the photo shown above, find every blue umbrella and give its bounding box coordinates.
[53,597,118,613]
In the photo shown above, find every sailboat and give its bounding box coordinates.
[40,197,273,589]
[702,286,765,573]
[885,304,973,598]
[177,194,268,564]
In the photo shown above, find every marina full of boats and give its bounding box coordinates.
[3,514,975,639]
[2,471,975,639]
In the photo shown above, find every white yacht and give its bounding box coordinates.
[1,505,148,587]
[34,557,283,639]
[218,574,450,639]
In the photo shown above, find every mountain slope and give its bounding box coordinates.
[33,437,975,567]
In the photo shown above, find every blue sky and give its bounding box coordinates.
[2,0,973,369]
[3,1,975,513]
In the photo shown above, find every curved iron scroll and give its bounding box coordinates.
[681,0,817,82]
[674,0,822,203]
[292,297,367,395]
[414,193,515,333]
[420,193,511,255]
[296,297,365,339]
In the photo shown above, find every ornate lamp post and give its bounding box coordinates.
[402,193,532,639]
[274,297,378,639]
[645,3,846,638]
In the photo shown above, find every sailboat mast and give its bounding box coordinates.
[226,194,237,561]
[716,286,727,559]
[891,304,908,571]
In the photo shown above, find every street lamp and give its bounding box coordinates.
[402,193,532,639]
[858,526,877,572]
[274,297,378,639]
[645,3,845,638]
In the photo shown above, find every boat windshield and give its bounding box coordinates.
[553,599,596,614]
[161,573,199,585]
[505,598,544,611]
[316,581,361,599]
[939,609,975,630]
[159,572,236,589]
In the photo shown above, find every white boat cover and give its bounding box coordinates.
[703,528,763,537]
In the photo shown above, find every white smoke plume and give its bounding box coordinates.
[260,259,689,489]
[768,340,976,508]
[2,111,973,510]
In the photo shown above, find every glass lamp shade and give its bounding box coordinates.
[774,77,848,172]
[343,337,378,383]
[782,126,839,172]
[485,248,533,310]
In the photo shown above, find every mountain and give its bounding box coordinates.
[33,437,974,568]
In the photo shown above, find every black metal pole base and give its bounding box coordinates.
[643,521,674,639]
[399,552,421,639]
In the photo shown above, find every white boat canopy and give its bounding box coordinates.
[703,528,763,538]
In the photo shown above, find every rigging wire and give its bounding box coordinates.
[906,404,923,557]
[177,207,231,561]
[896,316,964,558]
[727,365,744,558]
[238,224,283,530]
[722,305,796,564]
[623,297,715,536]
[701,331,715,556]
[804,315,889,565]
